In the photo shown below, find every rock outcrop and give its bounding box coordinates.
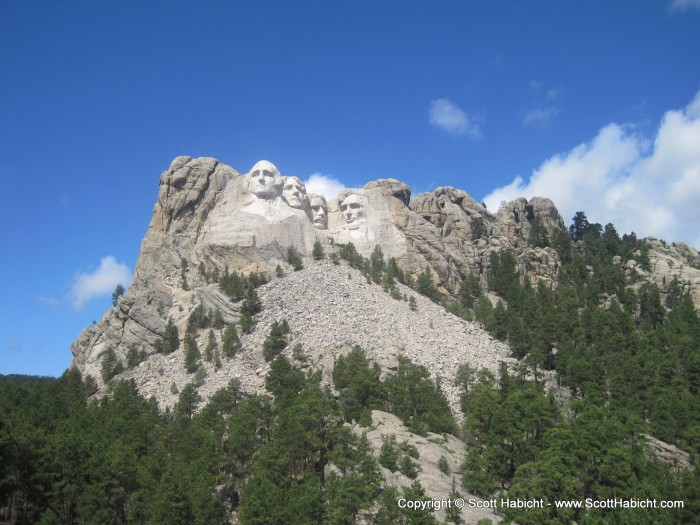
[115,260,513,415]
[352,410,501,524]
[70,155,699,402]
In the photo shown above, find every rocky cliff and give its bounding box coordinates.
[70,156,700,402]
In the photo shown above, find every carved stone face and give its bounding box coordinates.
[248,160,282,199]
[308,194,327,229]
[340,194,366,230]
[282,176,307,209]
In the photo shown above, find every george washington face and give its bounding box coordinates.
[247,160,282,199]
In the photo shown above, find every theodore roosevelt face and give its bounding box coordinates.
[308,194,327,229]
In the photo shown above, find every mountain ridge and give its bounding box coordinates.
[70,155,700,401]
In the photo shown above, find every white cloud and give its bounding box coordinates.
[529,80,544,92]
[36,295,61,309]
[429,98,481,138]
[523,107,559,127]
[669,0,700,12]
[303,173,347,200]
[484,90,700,247]
[69,256,132,310]
[546,88,561,100]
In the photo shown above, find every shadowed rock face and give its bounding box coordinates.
[71,155,700,391]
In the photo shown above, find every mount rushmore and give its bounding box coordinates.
[70,156,700,403]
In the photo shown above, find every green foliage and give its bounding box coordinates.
[460,369,560,495]
[399,454,420,479]
[385,257,403,285]
[175,382,202,419]
[187,303,211,333]
[488,250,518,299]
[385,356,457,435]
[471,217,486,240]
[111,283,125,306]
[5,209,700,524]
[459,272,482,309]
[155,316,180,354]
[183,333,201,373]
[275,263,284,277]
[438,455,450,475]
[3,321,697,525]
[100,346,124,382]
[180,258,189,290]
[292,342,306,363]
[125,344,146,368]
[369,244,385,283]
[264,355,306,401]
[240,285,262,330]
[219,268,267,302]
[338,242,364,267]
[221,324,241,358]
[263,320,290,362]
[569,211,595,241]
[379,434,400,470]
[204,329,217,362]
[409,295,417,311]
[211,306,224,329]
[330,251,340,265]
[529,216,549,247]
[416,267,441,303]
[312,240,325,260]
[332,346,385,423]
[286,246,304,270]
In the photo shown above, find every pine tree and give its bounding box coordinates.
[100,346,124,382]
[180,258,189,291]
[238,284,262,334]
[111,284,125,306]
[183,333,201,373]
[212,307,224,329]
[370,245,384,283]
[459,273,482,309]
[471,217,486,240]
[221,324,241,358]
[529,216,549,248]
[287,247,303,270]
[445,477,463,523]
[263,321,289,362]
[416,267,440,302]
[312,241,325,260]
[204,329,216,362]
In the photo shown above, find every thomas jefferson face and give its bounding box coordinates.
[247,160,282,199]
[340,194,366,230]
[282,177,307,209]
[308,194,327,229]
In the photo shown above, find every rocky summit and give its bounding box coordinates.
[71,155,700,400]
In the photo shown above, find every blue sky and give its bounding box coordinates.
[2,0,699,376]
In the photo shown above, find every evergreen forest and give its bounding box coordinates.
[1,211,699,524]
